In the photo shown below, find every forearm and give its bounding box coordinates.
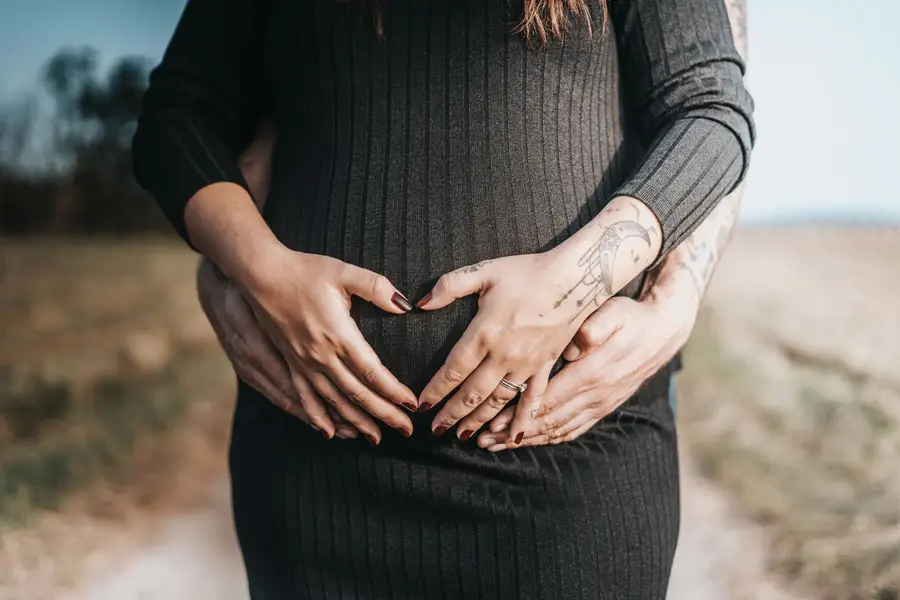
[643,0,748,304]
[648,182,744,305]
[185,183,284,291]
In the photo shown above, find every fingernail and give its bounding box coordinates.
[565,347,581,361]
[514,432,524,444]
[322,430,333,440]
[417,402,433,413]
[365,434,379,446]
[399,427,413,438]
[391,292,413,312]
[402,401,418,412]
[459,429,473,441]
[415,292,433,309]
[433,425,448,437]
[480,437,496,448]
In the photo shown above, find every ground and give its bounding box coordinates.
[1,226,897,599]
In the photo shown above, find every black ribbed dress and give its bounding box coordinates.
[132,0,754,597]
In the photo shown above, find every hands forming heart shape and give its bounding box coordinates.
[197,197,692,449]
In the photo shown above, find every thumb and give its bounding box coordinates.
[562,298,625,361]
[340,264,413,314]
[416,264,490,311]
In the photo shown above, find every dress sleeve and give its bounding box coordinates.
[131,0,271,245]
[610,0,755,263]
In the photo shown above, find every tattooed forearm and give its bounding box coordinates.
[673,186,742,297]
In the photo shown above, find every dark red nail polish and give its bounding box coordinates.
[460,430,473,441]
[365,434,379,446]
[391,292,413,312]
[400,427,413,438]
[514,432,524,444]
[402,401,418,412]
[417,402,433,413]
[433,425,449,437]
[415,292,433,308]
[322,429,333,440]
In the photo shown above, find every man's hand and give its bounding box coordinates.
[476,279,698,451]
[196,254,361,440]
[476,0,749,450]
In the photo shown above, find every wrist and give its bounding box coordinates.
[227,238,293,296]
[546,196,662,292]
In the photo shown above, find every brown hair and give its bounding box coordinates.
[516,0,607,46]
[366,0,607,46]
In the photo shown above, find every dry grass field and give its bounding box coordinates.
[0,227,897,599]
[679,225,900,599]
[0,238,235,598]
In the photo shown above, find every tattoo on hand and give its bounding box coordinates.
[457,260,494,274]
[555,219,651,322]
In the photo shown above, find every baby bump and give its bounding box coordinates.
[353,293,480,396]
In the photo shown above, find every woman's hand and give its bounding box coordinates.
[242,247,419,442]
[194,121,372,439]
[415,197,662,443]
[196,258,362,441]
[475,285,697,451]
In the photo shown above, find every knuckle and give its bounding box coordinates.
[361,367,380,386]
[543,422,561,436]
[499,347,523,363]
[369,273,389,297]
[227,331,245,355]
[347,390,368,407]
[463,390,485,408]
[434,273,453,293]
[318,393,337,408]
[537,400,556,417]
[580,323,603,347]
[303,347,329,366]
[487,395,509,409]
[443,368,464,385]
[479,326,502,345]
[295,390,311,407]
[277,383,296,400]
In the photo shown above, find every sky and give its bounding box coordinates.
[0,0,898,223]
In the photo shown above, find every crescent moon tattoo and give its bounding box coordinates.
[554,220,652,321]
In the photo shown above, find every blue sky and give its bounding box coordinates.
[1,0,898,223]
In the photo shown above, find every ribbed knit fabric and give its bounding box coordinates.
[231,369,680,600]
[132,1,753,598]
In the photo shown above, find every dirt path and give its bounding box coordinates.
[66,483,248,600]
[68,459,798,600]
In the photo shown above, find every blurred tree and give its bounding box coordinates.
[20,47,168,233]
[0,97,41,232]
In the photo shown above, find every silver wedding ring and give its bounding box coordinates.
[499,378,528,394]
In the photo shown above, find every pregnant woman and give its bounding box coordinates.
[133,0,754,598]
